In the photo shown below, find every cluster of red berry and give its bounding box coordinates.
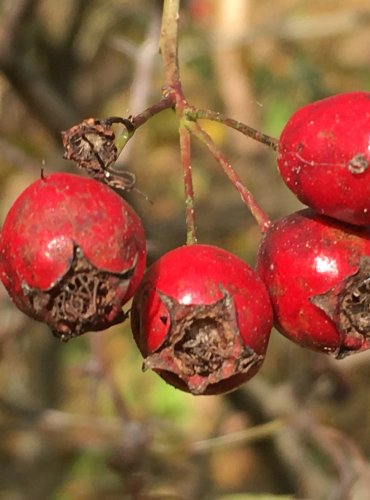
[0,92,369,396]
[259,92,370,359]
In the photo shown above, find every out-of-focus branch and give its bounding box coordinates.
[88,333,131,423]
[111,5,162,163]
[227,375,370,499]
[226,382,302,495]
[190,418,284,454]
[1,61,80,138]
[0,0,37,62]
[0,0,80,140]
[212,0,262,156]
[35,0,93,95]
[61,0,93,57]
[210,9,370,47]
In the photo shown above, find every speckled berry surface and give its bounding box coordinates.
[0,172,146,339]
[131,244,273,395]
[278,92,370,225]
[257,209,370,357]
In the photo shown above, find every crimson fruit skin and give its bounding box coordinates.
[256,209,370,357]
[0,172,146,340]
[130,244,273,395]
[278,92,370,226]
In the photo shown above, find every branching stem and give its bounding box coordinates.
[130,93,175,130]
[187,120,271,233]
[107,0,273,238]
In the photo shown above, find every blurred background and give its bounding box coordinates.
[1,0,370,498]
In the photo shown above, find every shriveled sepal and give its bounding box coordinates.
[22,244,137,341]
[142,288,263,395]
[311,256,370,358]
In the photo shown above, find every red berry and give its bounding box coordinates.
[0,172,146,340]
[130,244,273,395]
[278,92,370,225]
[256,209,370,357]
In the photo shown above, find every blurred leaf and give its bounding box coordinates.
[147,373,191,422]
[263,97,293,137]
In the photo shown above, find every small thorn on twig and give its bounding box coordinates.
[40,160,46,180]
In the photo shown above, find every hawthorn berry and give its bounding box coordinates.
[256,208,370,357]
[278,92,370,225]
[130,244,273,395]
[0,172,146,341]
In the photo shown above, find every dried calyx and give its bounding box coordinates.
[143,289,263,395]
[23,244,137,342]
[311,257,370,358]
[61,117,136,193]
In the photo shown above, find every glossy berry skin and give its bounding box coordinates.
[130,244,273,395]
[256,209,370,357]
[0,172,146,340]
[278,92,370,225]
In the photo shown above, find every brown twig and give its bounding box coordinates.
[186,107,278,151]
[130,94,175,130]
[155,0,271,236]
[179,123,197,244]
[160,0,181,89]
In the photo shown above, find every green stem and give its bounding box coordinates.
[186,107,278,151]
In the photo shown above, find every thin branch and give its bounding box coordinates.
[131,93,175,130]
[1,60,80,138]
[62,0,93,55]
[179,123,197,244]
[160,0,181,88]
[190,418,284,454]
[186,107,278,151]
[0,0,79,140]
[113,7,162,163]
[88,333,131,423]
[0,0,38,64]
[187,120,271,233]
